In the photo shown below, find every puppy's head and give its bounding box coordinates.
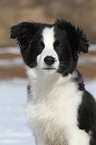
[10,20,89,76]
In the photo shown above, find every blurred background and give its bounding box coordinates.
[0,0,96,79]
[0,0,96,145]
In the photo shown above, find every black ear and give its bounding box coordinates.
[10,22,42,48]
[56,19,89,53]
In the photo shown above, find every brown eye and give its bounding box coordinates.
[38,41,45,51]
[38,44,42,50]
[56,46,62,50]
[55,44,63,53]
[54,40,62,51]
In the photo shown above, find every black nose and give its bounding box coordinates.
[44,56,55,66]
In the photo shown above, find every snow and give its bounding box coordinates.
[0,47,20,54]
[0,58,23,67]
[78,55,96,65]
[0,78,96,145]
[89,44,96,51]
[0,79,35,145]
[85,79,96,98]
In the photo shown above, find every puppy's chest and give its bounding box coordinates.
[31,87,82,123]
[26,81,82,141]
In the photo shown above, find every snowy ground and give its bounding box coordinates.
[0,78,96,145]
[0,79,35,145]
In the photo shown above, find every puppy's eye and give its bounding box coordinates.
[56,46,62,50]
[38,44,42,50]
[55,45,63,53]
[38,41,45,50]
[54,40,62,51]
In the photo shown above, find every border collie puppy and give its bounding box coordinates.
[10,20,96,145]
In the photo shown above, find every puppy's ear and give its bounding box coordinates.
[10,22,42,48]
[56,19,89,53]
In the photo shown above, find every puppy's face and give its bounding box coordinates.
[10,20,89,76]
[36,27,59,74]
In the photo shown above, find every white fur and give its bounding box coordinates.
[26,68,90,145]
[37,27,59,73]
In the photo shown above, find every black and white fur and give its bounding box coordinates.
[10,20,96,145]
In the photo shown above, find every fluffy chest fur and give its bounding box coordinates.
[26,69,83,144]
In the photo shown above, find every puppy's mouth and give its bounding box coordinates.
[42,67,56,70]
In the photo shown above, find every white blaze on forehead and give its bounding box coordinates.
[42,27,55,49]
[37,26,59,71]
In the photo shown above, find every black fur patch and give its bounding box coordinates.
[78,91,96,145]
[54,21,76,76]
[55,20,89,54]
[10,22,52,67]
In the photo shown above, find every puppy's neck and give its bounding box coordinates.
[26,67,73,102]
[27,67,72,85]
